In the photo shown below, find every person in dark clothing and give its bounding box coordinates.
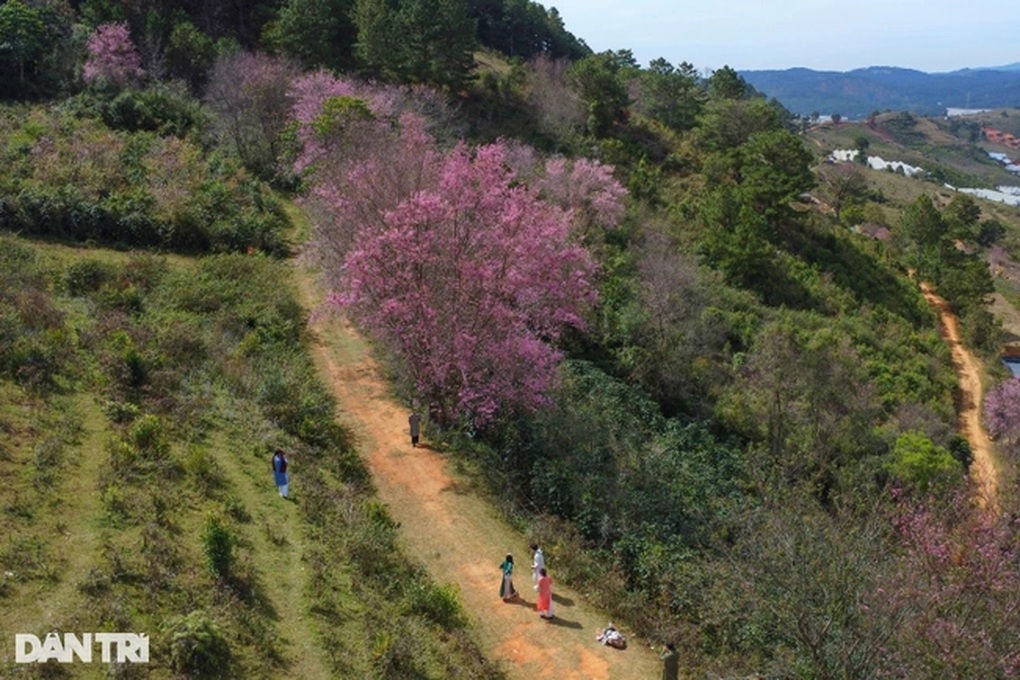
[272,448,289,498]
[661,642,679,680]
[409,411,422,447]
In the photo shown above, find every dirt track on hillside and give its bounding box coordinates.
[921,283,999,511]
[294,267,662,680]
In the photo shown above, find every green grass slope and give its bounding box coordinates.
[0,235,500,679]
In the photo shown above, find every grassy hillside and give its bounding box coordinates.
[807,111,1020,188]
[0,235,499,678]
[805,110,1020,343]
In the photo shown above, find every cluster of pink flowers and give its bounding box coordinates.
[539,157,627,233]
[83,22,144,87]
[985,377,1020,447]
[291,74,625,425]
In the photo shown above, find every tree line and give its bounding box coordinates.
[0,0,587,98]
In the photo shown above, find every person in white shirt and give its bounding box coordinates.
[531,543,545,588]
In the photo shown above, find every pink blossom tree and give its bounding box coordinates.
[985,378,1020,454]
[292,75,618,425]
[332,140,597,426]
[885,498,1020,677]
[82,22,144,88]
[289,71,461,178]
[537,156,627,238]
[293,77,604,425]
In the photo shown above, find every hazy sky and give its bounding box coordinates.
[549,0,1019,73]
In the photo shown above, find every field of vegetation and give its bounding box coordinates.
[3,0,1020,678]
[0,234,499,678]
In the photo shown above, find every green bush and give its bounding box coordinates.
[183,446,224,495]
[101,83,208,137]
[128,415,170,460]
[201,515,235,581]
[887,431,963,494]
[164,610,232,678]
[63,259,117,296]
[402,579,466,630]
[100,482,129,524]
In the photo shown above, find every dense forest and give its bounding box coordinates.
[2,0,1020,677]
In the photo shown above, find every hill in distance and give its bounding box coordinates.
[741,64,1020,119]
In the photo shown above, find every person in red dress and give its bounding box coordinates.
[536,567,553,619]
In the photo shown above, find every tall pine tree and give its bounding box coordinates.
[354,0,475,89]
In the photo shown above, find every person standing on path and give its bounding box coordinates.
[272,448,289,498]
[531,543,545,588]
[660,642,679,680]
[499,553,517,601]
[409,410,422,448]
[536,567,553,619]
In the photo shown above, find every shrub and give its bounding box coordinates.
[402,579,466,630]
[63,259,117,296]
[222,494,251,523]
[102,83,207,137]
[201,515,235,581]
[128,414,169,461]
[887,431,963,495]
[100,482,129,524]
[164,610,231,677]
[30,435,64,488]
[183,446,223,495]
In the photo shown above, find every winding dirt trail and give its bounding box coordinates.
[921,283,999,511]
[294,266,661,680]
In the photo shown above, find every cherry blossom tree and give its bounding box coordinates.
[293,77,606,425]
[537,156,627,238]
[290,74,445,272]
[82,22,144,88]
[885,498,1020,677]
[985,377,1020,454]
[334,140,596,426]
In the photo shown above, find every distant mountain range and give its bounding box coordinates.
[740,64,1020,119]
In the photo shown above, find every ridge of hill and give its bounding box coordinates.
[742,65,1020,118]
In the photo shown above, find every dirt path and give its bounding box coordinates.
[294,266,662,680]
[921,283,1000,510]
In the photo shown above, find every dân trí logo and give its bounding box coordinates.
[15,633,149,663]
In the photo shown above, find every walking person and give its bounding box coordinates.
[408,410,422,448]
[661,642,679,680]
[272,448,289,498]
[531,543,545,588]
[499,553,517,601]
[535,567,553,619]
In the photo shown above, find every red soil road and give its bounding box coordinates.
[295,270,662,679]
[921,283,1000,511]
